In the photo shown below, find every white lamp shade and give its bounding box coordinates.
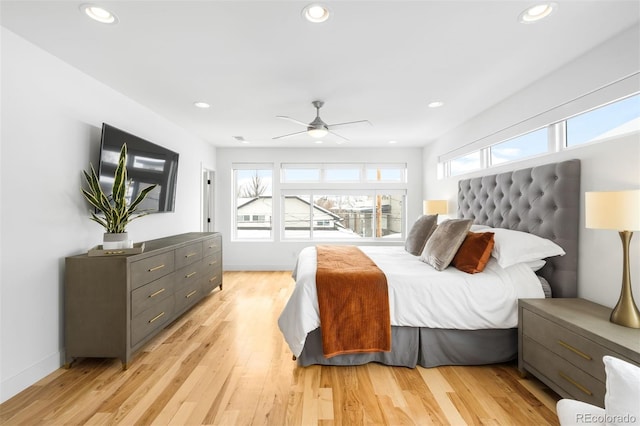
[585,190,640,231]
[423,200,449,215]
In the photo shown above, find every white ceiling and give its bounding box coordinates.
[2,1,639,148]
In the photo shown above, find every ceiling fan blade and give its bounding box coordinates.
[276,116,310,127]
[272,130,308,140]
[328,130,350,142]
[327,119,372,129]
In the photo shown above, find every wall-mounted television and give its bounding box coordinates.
[98,123,179,213]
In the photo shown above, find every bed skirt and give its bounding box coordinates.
[296,326,517,368]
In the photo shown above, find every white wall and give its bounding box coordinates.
[216,147,423,270]
[423,25,640,309]
[0,28,216,403]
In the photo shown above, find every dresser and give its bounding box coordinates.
[518,298,640,407]
[65,232,222,368]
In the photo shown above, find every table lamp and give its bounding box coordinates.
[423,200,449,215]
[585,190,640,328]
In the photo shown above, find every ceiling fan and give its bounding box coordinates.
[273,100,371,142]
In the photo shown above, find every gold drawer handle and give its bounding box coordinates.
[148,264,165,272]
[209,260,218,266]
[557,340,592,360]
[559,371,592,396]
[185,272,197,278]
[185,252,197,258]
[148,312,165,324]
[186,290,197,298]
[148,288,166,298]
[208,244,218,249]
[209,276,218,283]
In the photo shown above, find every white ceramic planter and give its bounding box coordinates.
[103,232,132,249]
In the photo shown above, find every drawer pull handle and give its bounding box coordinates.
[148,288,166,298]
[186,290,197,298]
[209,260,218,266]
[209,276,218,283]
[185,272,197,278]
[148,264,165,272]
[208,244,218,249]
[558,371,592,396]
[149,312,165,324]
[557,340,592,360]
[185,252,197,258]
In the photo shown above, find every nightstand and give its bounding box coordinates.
[518,298,640,407]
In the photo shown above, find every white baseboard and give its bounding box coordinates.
[0,350,62,403]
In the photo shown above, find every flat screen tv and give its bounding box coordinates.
[98,123,179,213]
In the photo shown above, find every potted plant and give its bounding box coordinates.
[82,143,157,249]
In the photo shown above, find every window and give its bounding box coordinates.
[280,163,407,241]
[438,91,639,179]
[450,151,481,177]
[490,128,548,165]
[282,193,405,240]
[233,166,273,240]
[566,94,640,147]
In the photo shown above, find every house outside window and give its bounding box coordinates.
[233,165,273,240]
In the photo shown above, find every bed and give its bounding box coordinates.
[278,159,581,368]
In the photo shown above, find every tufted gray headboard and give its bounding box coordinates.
[457,159,580,298]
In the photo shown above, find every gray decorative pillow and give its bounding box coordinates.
[419,219,473,271]
[404,215,438,256]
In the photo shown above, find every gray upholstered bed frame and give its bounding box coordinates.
[296,159,581,368]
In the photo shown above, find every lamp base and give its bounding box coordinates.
[609,231,640,329]
[610,298,640,329]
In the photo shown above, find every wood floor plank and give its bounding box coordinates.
[0,271,561,426]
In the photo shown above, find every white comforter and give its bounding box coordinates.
[277,245,544,357]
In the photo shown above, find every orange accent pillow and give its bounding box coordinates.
[452,232,495,274]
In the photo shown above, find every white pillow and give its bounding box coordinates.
[485,228,565,268]
[470,224,491,232]
[526,259,546,272]
[604,355,640,426]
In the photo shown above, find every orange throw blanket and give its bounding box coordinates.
[315,245,391,358]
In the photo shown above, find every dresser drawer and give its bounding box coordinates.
[175,262,202,291]
[131,296,174,346]
[523,309,614,382]
[131,273,174,318]
[202,255,222,293]
[523,336,605,407]
[130,252,175,289]
[175,242,203,269]
[202,235,222,258]
[175,278,201,313]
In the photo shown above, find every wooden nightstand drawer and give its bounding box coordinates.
[523,336,605,406]
[518,298,640,409]
[523,309,608,382]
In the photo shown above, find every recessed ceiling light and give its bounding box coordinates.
[233,136,249,144]
[314,140,323,144]
[428,101,445,108]
[302,4,331,23]
[193,101,210,109]
[519,3,557,23]
[388,140,398,144]
[80,4,118,24]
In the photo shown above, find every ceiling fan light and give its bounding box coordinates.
[307,127,328,138]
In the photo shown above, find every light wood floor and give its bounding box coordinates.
[1,271,561,425]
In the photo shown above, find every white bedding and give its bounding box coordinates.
[277,245,544,357]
